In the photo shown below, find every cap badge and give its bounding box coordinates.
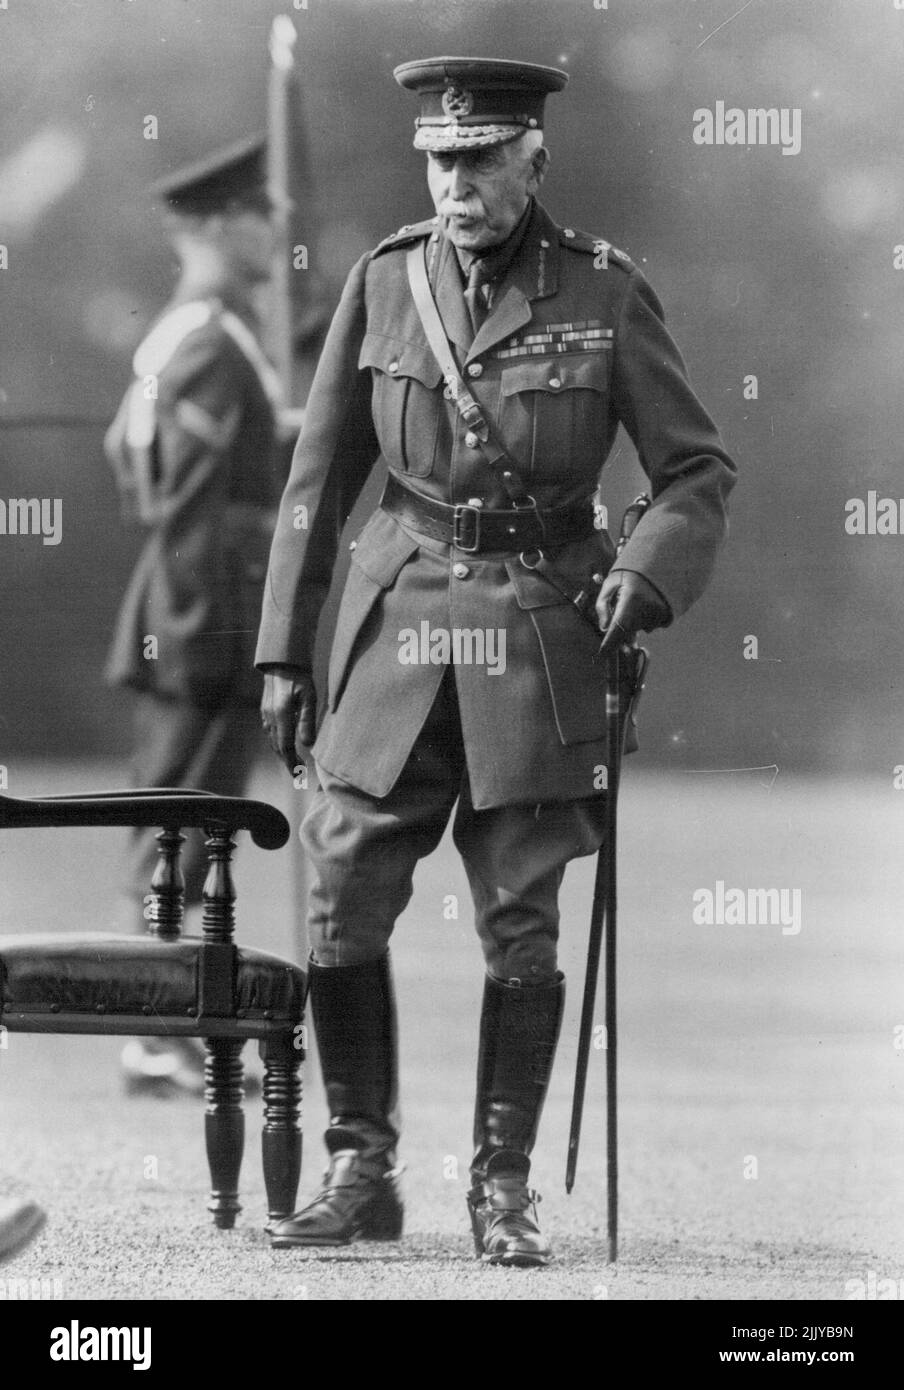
[442,83,474,118]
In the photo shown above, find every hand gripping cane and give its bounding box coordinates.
[565,494,651,1264]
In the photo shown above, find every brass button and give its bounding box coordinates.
[467,497,483,508]
[467,363,483,378]
[540,238,550,249]
[387,361,399,373]
[548,377,561,389]
[452,562,470,579]
[563,228,575,238]
[464,431,479,448]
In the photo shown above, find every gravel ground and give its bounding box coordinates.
[1,762,902,1301]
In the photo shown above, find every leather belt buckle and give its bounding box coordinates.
[452,503,482,553]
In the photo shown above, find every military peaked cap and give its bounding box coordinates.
[394,56,567,151]
[151,134,270,216]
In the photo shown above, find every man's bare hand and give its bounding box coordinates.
[595,570,670,658]
[260,667,317,772]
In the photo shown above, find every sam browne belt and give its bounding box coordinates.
[380,471,595,554]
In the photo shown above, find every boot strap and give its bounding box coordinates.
[322,1153,404,1190]
[468,1177,541,1213]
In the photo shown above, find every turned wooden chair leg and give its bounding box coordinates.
[204,1037,245,1229]
[261,1033,303,1227]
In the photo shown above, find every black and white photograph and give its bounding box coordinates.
[0,0,901,1339]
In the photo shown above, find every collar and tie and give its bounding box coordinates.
[463,259,492,338]
[456,197,535,345]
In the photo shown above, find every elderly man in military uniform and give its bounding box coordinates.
[258,58,736,1264]
[106,137,283,1094]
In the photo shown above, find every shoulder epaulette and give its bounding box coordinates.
[370,218,438,259]
[557,225,634,271]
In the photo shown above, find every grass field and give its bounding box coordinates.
[1,761,902,1301]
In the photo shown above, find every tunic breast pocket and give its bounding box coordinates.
[358,332,444,478]
[498,353,610,483]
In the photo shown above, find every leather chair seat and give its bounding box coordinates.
[0,933,306,1023]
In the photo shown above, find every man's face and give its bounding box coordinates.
[427,138,545,253]
[219,208,275,285]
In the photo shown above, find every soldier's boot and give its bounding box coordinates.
[269,953,403,1247]
[0,1198,46,1264]
[467,972,565,1268]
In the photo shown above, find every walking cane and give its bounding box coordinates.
[566,494,650,1264]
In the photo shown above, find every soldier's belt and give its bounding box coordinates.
[381,472,595,554]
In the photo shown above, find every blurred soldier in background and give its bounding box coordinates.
[105,136,283,1096]
[259,57,735,1264]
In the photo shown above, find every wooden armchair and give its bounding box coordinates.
[0,786,305,1231]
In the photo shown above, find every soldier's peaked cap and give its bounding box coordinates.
[394,57,568,152]
[150,133,270,216]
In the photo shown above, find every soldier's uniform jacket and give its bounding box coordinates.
[106,296,282,708]
[255,198,737,808]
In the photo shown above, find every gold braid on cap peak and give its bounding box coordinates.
[415,112,537,130]
[414,123,531,152]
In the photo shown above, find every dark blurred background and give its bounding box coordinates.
[1,0,902,775]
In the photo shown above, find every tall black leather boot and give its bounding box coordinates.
[467,972,565,1267]
[269,953,403,1247]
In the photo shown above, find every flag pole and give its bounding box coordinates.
[268,14,310,958]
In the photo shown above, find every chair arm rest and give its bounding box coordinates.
[34,786,219,802]
[0,790,290,850]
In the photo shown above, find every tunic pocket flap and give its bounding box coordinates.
[505,559,575,610]
[358,333,443,389]
[351,511,421,588]
[500,356,608,398]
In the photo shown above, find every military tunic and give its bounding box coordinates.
[106,295,282,903]
[255,199,737,811]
